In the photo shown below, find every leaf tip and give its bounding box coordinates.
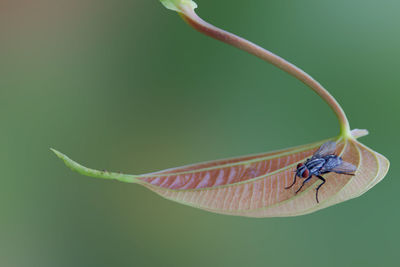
[50,148,79,172]
[50,147,63,159]
[51,148,142,184]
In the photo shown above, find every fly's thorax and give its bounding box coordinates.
[305,157,326,171]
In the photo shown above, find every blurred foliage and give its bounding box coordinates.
[1,1,398,266]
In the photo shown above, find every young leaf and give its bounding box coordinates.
[51,130,389,217]
[160,0,197,13]
[52,1,390,217]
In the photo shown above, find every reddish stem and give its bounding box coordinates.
[179,6,351,137]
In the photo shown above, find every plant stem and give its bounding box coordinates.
[179,5,351,137]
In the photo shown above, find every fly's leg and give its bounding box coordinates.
[315,175,326,203]
[295,177,312,194]
[285,173,297,189]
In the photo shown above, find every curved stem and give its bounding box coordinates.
[179,6,351,137]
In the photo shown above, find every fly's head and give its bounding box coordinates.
[296,163,310,179]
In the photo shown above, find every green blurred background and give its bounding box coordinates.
[1,0,399,266]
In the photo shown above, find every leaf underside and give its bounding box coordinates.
[52,131,389,217]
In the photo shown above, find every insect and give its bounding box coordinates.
[285,141,357,203]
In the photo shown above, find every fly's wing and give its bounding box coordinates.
[330,161,357,174]
[313,141,337,158]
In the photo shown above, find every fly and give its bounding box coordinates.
[285,141,357,203]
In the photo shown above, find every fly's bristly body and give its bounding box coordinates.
[285,141,357,203]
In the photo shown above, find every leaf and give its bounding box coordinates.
[52,130,389,217]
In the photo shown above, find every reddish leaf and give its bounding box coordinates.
[52,130,389,217]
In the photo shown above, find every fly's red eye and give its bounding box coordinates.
[302,169,310,178]
[297,163,304,169]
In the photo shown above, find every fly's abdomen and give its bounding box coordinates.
[322,155,343,171]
